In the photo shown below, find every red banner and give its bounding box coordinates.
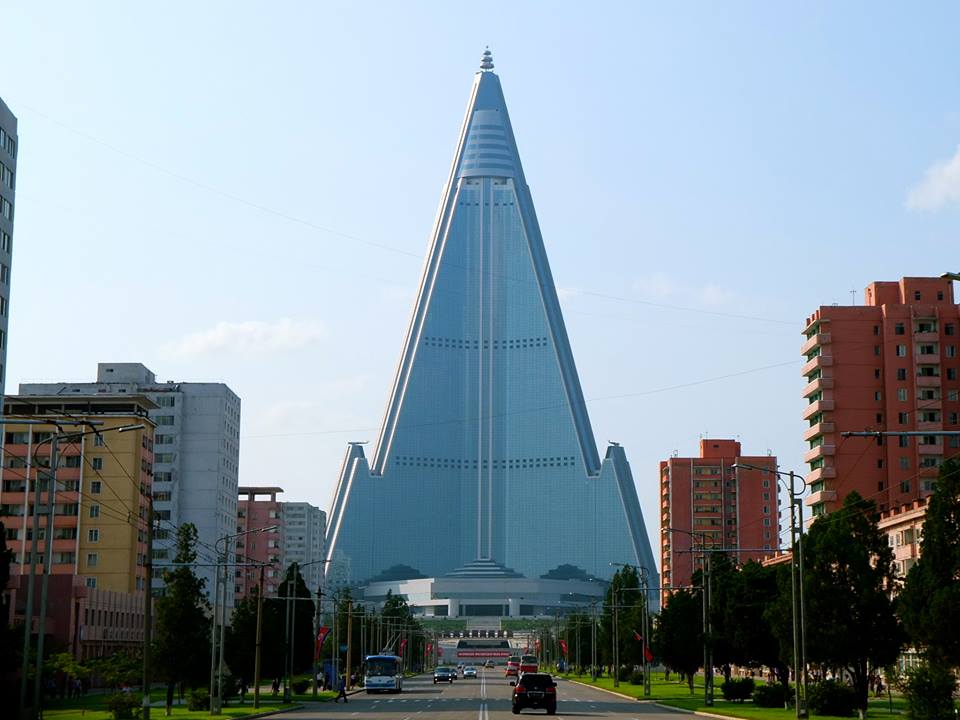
[559,640,568,657]
[400,638,408,655]
[633,631,653,663]
[315,626,331,660]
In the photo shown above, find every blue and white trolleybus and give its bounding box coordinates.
[363,654,403,693]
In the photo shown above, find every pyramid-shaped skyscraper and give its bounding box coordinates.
[326,51,657,597]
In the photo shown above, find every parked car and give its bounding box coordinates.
[433,667,454,684]
[512,672,557,715]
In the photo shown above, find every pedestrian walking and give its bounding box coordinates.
[335,673,348,703]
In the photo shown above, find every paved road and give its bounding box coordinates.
[280,668,688,719]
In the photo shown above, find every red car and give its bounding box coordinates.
[505,656,520,677]
[518,654,538,676]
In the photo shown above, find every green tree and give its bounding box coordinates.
[598,566,645,669]
[276,564,316,675]
[654,589,702,693]
[226,590,286,684]
[154,523,211,714]
[796,491,903,714]
[898,457,960,666]
[704,558,789,685]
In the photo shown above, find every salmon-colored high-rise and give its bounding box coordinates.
[802,276,960,520]
[659,439,779,605]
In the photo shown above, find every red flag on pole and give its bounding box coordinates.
[400,638,408,655]
[315,626,331,661]
[559,640,568,657]
[633,631,654,663]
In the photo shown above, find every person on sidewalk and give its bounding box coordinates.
[335,673,348,703]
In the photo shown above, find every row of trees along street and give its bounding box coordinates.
[563,457,960,717]
[0,514,427,714]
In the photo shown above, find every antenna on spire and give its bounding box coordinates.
[480,47,494,71]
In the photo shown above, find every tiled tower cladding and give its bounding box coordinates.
[659,440,779,606]
[325,54,658,606]
[802,277,960,520]
[0,97,17,394]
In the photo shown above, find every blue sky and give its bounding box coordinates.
[4,2,959,561]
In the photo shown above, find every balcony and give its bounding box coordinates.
[918,443,943,455]
[917,375,942,387]
[804,489,838,507]
[800,333,832,356]
[804,421,835,442]
[914,331,939,343]
[805,466,837,484]
[802,376,834,399]
[801,354,833,377]
[917,421,943,432]
[802,399,834,421]
[916,353,940,364]
[803,444,836,464]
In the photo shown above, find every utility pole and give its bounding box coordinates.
[216,558,229,708]
[704,552,713,707]
[18,442,44,720]
[142,498,154,720]
[345,600,353,689]
[254,565,264,709]
[33,434,59,714]
[208,557,220,713]
[793,470,809,718]
[612,590,619,687]
[312,587,323,698]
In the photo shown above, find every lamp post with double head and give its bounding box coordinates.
[210,525,278,714]
[731,462,807,718]
[609,563,651,695]
[665,526,714,707]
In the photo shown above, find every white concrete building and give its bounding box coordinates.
[21,363,241,605]
[281,502,326,592]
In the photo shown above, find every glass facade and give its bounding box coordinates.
[325,60,657,600]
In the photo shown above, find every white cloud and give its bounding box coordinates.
[906,145,960,211]
[165,318,324,356]
[699,284,735,307]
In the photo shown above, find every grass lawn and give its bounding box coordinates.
[565,673,907,720]
[41,687,339,720]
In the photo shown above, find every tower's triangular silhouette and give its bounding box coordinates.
[326,52,657,601]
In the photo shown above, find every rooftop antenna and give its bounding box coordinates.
[849,289,857,305]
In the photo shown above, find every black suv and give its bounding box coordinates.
[511,672,556,715]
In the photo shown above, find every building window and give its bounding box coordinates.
[947,345,957,358]
[899,435,910,447]
[93,433,105,447]
[898,412,908,424]
[874,345,881,356]
[949,368,958,381]
[946,323,955,336]
[901,480,911,493]
[900,457,910,470]
[90,504,100,518]
[92,457,103,471]
[88,528,100,542]
[85,577,96,589]
[90,480,102,494]
[898,388,908,402]
[896,345,907,357]
[87,553,98,567]
[897,368,907,381]
[914,291,922,301]
[874,391,882,401]
[895,322,905,335]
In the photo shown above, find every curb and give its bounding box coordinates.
[226,704,305,719]
[566,680,746,720]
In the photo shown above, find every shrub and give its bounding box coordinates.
[617,666,632,681]
[105,693,140,720]
[807,680,856,717]
[720,677,755,702]
[901,664,956,720]
[291,677,311,694]
[188,688,210,711]
[752,682,794,708]
[628,671,644,685]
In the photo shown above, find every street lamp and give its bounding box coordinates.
[731,462,808,719]
[609,563,652,696]
[665,527,714,707]
[210,525,278,714]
